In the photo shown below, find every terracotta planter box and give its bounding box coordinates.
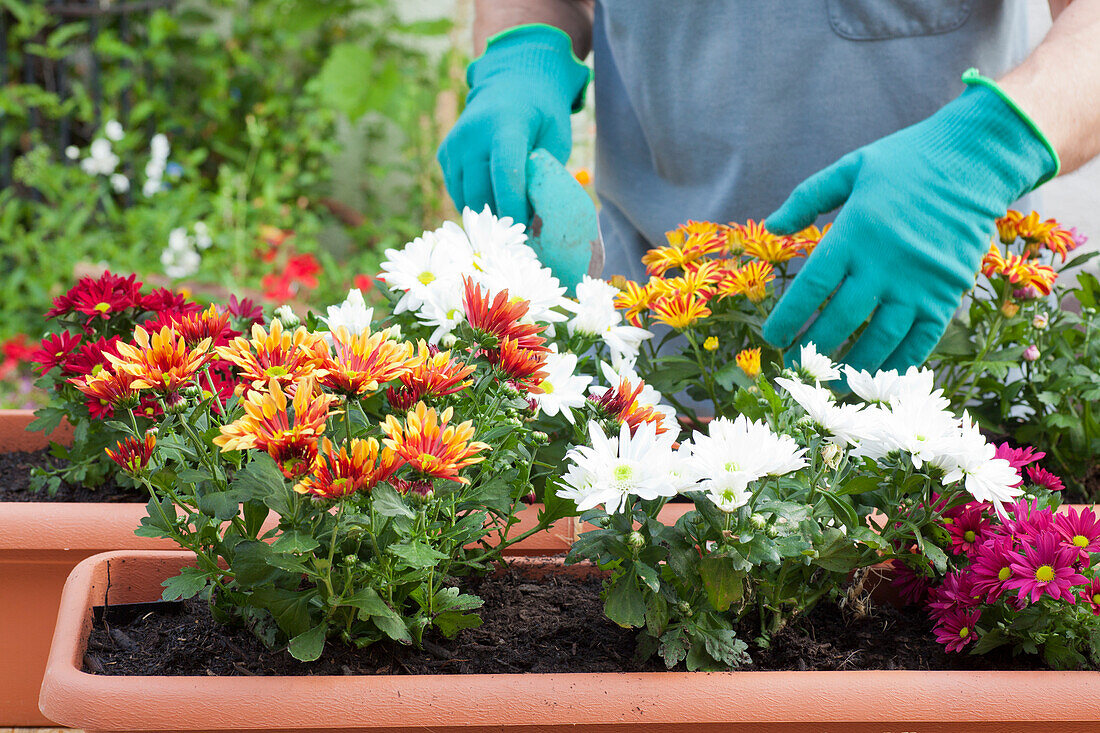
[0,409,576,725]
[41,551,1100,733]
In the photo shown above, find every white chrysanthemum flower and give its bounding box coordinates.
[457,205,530,262]
[557,420,679,514]
[531,352,592,424]
[379,230,470,315]
[477,249,569,324]
[797,343,841,383]
[876,391,962,469]
[104,119,124,142]
[932,418,1022,512]
[843,365,941,405]
[65,145,80,160]
[775,377,867,446]
[321,288,374,337]
[416,283,466,344]
[683,416,806,512]
[565,276,653,358]
[109,173,130,193]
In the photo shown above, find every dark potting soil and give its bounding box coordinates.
[0,447,136,502]
[84,564,1046,676]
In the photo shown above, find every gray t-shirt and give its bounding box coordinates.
[593,0,1031,281]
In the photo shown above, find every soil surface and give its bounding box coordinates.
[85,564,1047,676]
[0,447,137,502]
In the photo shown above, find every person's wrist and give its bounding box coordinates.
[467,24,592,113]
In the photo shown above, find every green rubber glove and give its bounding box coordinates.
[762,70,1059,374]
[437,24,591,226]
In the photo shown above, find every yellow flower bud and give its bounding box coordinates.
[703,336,719,351]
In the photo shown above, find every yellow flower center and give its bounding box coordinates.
[1073,535,1089,548]
[539,380,555,394]
[418,271,436,285]
[1035,565,1055,583]
[91,364,105,376]
[964,530,976,543]
[612,464,634,483]
[94,302,111,313]
[958,626,969,639]
[1093,593,1100,605]
[265,365,289,377]
[998,567,1011,582]
[724,461,740,472]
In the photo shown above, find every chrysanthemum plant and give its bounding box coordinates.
[27,270,262,494]
[930,211,1099,495]
[612,220,827,426]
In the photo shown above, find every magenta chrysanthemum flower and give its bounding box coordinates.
[1026,464,1064,492]
[1006,498,1055,539]
[946,503,991,556]
[1004,532,1087,604]
[933,607,981,653]
[993,443,1045,471]
[1080,577,1100,616]
[969,536,1017,602]
[927,571,981,616]
[890,558,931,606]
[1055,507,1100,564]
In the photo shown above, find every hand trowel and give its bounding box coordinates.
[524,148,604,294]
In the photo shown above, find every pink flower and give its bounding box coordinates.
[945,503,992,556]
[1004,532,1087,604]
[1055,507,1100,565]
[1006,498,1055,539]
[1026,464,1064,492]
[890,558,931,606]
[969,536,1017,602]
[1080,577,1100,615]
[1023,345,1040,362]
[993,443,1045,471]
[928,571,981,615]
[933,607,981,653]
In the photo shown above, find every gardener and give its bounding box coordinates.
[437,0,1100,374]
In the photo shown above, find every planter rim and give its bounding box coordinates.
[41,550,1100,731]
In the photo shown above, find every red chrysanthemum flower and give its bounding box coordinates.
[30,332,82,375]
[1004,532,1087,604]
[587,377,669,436]
[945,503,992,556]
[70,368,142,413]
[933,607,981,653]
[380,403,489,485]
[889,558,931,606]
[1006,498,1055,539]
[294,437,401,500]
[105,433,156,475]
[140,287,201,315]
[1026,464,1064,492]
[969,536,1017,602]
[62,336,123,378]
[225,295,265,327]
[488,337,548,389]
[1055,507,1100,565]
[462,278,548,353]
[46,272,144,321]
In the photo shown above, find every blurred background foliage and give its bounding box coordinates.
[0,0,463,404]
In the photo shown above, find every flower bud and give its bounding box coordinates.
[531,430,549,445]
[520,491,537,505]
[273,304,300,329]
[626,531,646,549]
[795,415,815,429]
[1032,312,1049,330]
[677,601,693,617]
[440,333,457,348]
[1000,301,1020,318]
[385,325,403,341]
[1013,286,1040,300]
[821,442,842,469]
[703,336,719,352]
[1023,344,1040,362]
[766,525,780,538]
[749,513,767,530]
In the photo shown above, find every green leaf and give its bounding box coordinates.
[197,488,243,521]
[604,573,646,628]
[250,587,315,639]
[373,611,413,644]
[813,528,860,573]
[971,627,1008,655]
[271,530,321,554]
[836,475,881,496]
[922,542,949,575]
[311,43,380,120]
[233,540,294,589]
[344,587,393,616]
[288,624,327,662]
[433,586,484,612]
[372,482,414,518]
[698,556,744,612]
[635,561,661,593]
[161,566,208,601]
[434,611,483,637]
[27,407,64,435]
[389,541,449,569]
[658,627,689,668]
[234,454,287,505]
[700,627,750,669]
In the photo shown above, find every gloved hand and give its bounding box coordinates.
[437,24,591,226]
[762,70,1059,374]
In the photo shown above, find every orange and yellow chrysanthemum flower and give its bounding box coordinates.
[981,243,1058,296]
[319,326,418,398]
[107,326,212,394]
[215,320,328,396]
[996,210,1022,244]
[719,260,775,303]
[71,368,141,408]
[732,220,802,264]
[294,437,400,500]
[662,259,724,298]
[105,433,156,474]
[490,337,549,390]
[650,290,711,330]
[736,347,762,379]
[788,223,831,257]
[589,377,669,436]
[397,343,475,401]
[173,304,233,348]
[381,403,489,485]
[642,221,726,276]
[613,279,657,327]
[462,278,548,352]
[214,377,338,478]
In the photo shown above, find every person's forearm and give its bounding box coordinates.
[473,0,594,58]
[999,0,1100,174]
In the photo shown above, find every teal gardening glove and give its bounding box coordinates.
[762,70,1060,374]
[437,24,591,226]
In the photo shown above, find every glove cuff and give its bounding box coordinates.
[469,24,593,113]
[960,68,1061,189]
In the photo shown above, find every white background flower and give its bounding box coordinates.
[531,351,592,424]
